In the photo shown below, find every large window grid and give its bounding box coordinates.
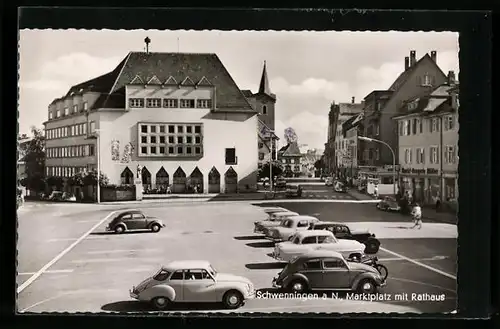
[46,122,88,140]
[46,166,87,177]
[46,144,95,158]
[138,123,203,157]
[128,97,212,109]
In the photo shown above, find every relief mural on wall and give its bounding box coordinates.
[120,142,134,163]
[111,140,120,161]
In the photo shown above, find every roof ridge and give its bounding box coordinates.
[129,51,217,55]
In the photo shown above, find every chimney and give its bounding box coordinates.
[410,50,416,67]
[431,50,437,62]
[351,96,355,104]
[404,56,410,71]
[447,70,456,85]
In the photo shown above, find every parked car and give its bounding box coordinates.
[325,177,334,186]
[309,221,381,254]
[62,192,76,201]
[106,210,165,234]
[285,185,303,198]
[265,215,320,242]
[334,181,349,193]
[272,230,365,261]
[48,191,64,201]
[271,250,386,294]
[255,211,300,234]
[376,196,401,212]
[130,260,255,310]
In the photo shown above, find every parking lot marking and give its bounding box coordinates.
[256,199,380,204]
[380,247,456,280]
[18,269,74,276]
[389,277,457,293]
[17,210,119,294]
[379,256,449,262]
[19,293,68,312]
[71,257,161,264]
[85,249,162,255]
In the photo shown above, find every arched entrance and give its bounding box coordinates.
[189,167,204,193]
[120,167,134,185]
[173,167,187,193]
[208,167,221,193]
[141,167,152,191]
[224,167,238,193]
[155,167,169,193]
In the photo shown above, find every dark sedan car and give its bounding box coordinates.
[376,196,401,212]
[309,221,381,254]
[272,250,386,294]
[106,210,165,234]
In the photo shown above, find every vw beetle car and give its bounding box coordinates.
[255,211,299,234]
[130,260,255,310]
[106,209,165,234]
[309,221,381,254]
[376,196,401,212]
[271,250,386,294]
[265,215,320,242]
[285,185,303,198]
[273,230,365,261]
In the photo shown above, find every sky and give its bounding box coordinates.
[18,30,459,150]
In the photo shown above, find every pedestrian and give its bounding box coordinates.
[435,196,441,212]
[411,202,423,229]
[166,185,172,194]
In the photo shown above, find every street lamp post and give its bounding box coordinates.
[86,129,101,203]
[358,136,397,196]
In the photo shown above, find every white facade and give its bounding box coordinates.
[96,84,259,193]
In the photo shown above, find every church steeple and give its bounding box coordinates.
[258,60,272,96]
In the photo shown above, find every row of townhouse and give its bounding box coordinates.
[42,40,279,197]
[327,49,458,208]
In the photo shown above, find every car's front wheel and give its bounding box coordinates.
[288,279,308,293]
[357,279,377,294]
[152,296,170,310]
[222,290,244,309]
[151,223,161,233]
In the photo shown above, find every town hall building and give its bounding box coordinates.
[44,43,266,194]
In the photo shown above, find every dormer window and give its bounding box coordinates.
[83,102,88,111]
[56,109,61,118]
[73,105,78,113]
[423,74,432,86]
[49,112,53,120]
[262,105,267,115]
[64,107,69,116]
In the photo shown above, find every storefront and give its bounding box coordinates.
[442,170,458,210]
[399,167,441,205]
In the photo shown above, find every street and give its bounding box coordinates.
[17,199,457,313]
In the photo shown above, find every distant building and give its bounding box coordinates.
[341,112,364,176]
[393,71,458,209]
[278,142,303,177]
[17,135,33,192]
[44,47,260,194]
[358,50,448,185]
[242,61,279,168]
[324,97,364,176]
[301,149,322,176]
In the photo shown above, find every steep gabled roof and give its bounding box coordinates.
[64,52,255,111]
[388,53,446,91]
[280,142,302,157]
[392,83,457,119]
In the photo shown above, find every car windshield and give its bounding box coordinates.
[320,236,337,244]
[208,265,217,277]
[284,220,294,228]
[153,268,171,281]
[292,236,300,244]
